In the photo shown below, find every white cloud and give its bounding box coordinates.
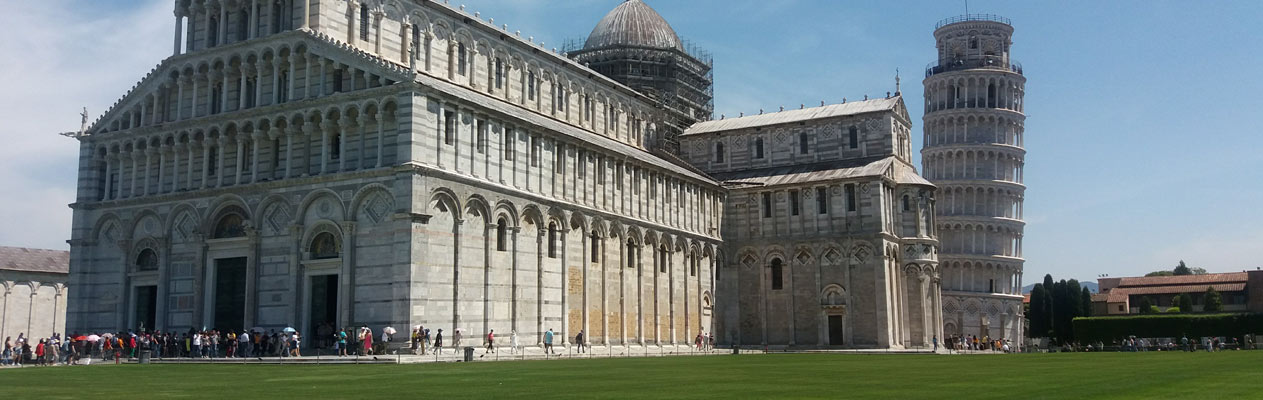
[0,0,171,250]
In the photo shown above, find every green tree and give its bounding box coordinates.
[1145,270,1174,277]
[1028,284,1048,337]
[1191,267,1208,275]
[1203,286,1223,312]
[1137,296,1153,314]
[1041,274,1054,336]
[1081,287,1093,317]
[1177,293,1194,312]
[1174,260,1192,276]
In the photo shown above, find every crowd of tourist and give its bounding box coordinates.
[944,334,1013,352]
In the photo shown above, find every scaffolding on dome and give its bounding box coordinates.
[565,36,715,156]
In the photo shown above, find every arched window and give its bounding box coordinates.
[714,142,725,163]
[136,248,158,271]
[771,259,784,290]
[457,43,468,76]
[589,232,600,263]
[411,25,422,60]
[658,246,668,273]
[359,4,370,42]
[496,218,508,252]
[690,255,696,277]
[547,223,558,258]
[208,143,221,174]
[242,141,253,172]
[626,240,637,269]
[331,134,341,160]
[310,231,340,259]
[208,17,219,47]
[236,10,248,42]
[212,213,246,238]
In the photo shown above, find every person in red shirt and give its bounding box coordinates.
[35,339,46,365]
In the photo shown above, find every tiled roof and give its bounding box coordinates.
[709,156,892,187]
[1115,283,1246,296]
[682,97,901,137]
[1116,273,1248,288]
[0,246,70,274]
[1092,292,1128,303]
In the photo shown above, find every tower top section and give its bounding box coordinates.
[927,14,1020,78]
[584,0,683,51]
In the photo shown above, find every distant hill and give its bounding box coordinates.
[1022,281,1098,295]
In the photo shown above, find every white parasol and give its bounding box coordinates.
[86,334,101,342]
[101,332,115,339]
[383,327,397,335]
[282,327,297,333]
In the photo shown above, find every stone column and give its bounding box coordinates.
[190,142,200,190]
[234,135,245,185]
[127,150,138,198]
[560,226,570,346]
[375,110,388,168]
[172,142,183,192]
[173,11,184,55]
[320,120,334,174]
[250,130,263,182]
[373,11,383,54]
[248,0,258,39]
[340,221,357,327]
[101,154,114,200]
[536,228,545,346]
[304,119,320,176]
[301,0,311,29]
[401,22,412,67]
[347,0,359,45]
[156,147,166,194]
[218,5,228,45]
[287,55,298,102]
[282,125,295,178]
[238,65,249,110]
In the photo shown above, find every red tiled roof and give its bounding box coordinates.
[1092,291,1129,303]
[0,246,70,274]
[1115,283,1245,296]
[1116,273,1248,288]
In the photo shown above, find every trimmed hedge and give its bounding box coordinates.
[1073,313,1263,342]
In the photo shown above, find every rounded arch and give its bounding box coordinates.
[205,194,252,230]
[297,188,347,223]
[821,284,847,306]
[429,187,461,216]
[303,221,344,260]
[350,183,395,224]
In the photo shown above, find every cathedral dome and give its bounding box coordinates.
[583,0,683,51]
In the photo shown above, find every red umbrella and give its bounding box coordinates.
[74,336,88,341]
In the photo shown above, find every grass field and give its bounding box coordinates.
[3,352,1261,399]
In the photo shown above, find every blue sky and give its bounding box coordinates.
[4,0,1262,285]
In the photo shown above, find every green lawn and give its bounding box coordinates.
[4,352,1261,399]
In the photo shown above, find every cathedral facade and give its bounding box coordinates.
[67,0,953,350]
[68,0,723,348]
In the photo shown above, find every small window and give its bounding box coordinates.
[547,223,558,258]
[496,218,508,251]
[457,43,468,76]
[848,127,859,149]
[762,192,772,218]
[530,136,540,167]
[754,137,765,159]
[771,259,784,290]
[476,120,486,154]
[845,184,857,212]
[494,59,504,89]
[207,17,219,47]
[503,127,515,160]
[242,142,253,172]
[799,132,809,154]
[359,4,370,41]
[790,190,800,216]
[528,72,537,100]
[411,25,422,58]
[626,240,637,269]
[208,146,219,177]
[690,257,696,277]
[330,134,341,160]
[333,70,344,92]
[590,232,600,263]
[816,187,828,214]
[902,195,910,211]
[659,246,668,273]
[714,142,725,163]
[443,110,455,145]
[970,37,979,49]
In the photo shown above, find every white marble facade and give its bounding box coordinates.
[68,0,721,348]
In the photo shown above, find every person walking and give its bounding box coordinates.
[933,335,939,352]
[361,327,374,356]
[337,329,348,356]
[453,329,463,350]
[575,330,585,354]
[544,329,555,355]
[238,330,251,358]
[510,330,519,354]
[695,333,703,350]
[433,329,444,355]
[418,327,427,356]
[485,330,496,354]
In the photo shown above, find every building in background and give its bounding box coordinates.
[0,246,69,340]
[1093,270,1263,315]
[567,0,714,155]
[679,95,941,349]
[921,15,1028,342]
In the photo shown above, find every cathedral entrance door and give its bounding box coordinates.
[827,315,845,345]
[134,285,157,332]
[307,274,339,349]
[213,258,247,331]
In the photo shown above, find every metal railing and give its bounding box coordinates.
[926,56,1023,77]
[936,14,1012,30]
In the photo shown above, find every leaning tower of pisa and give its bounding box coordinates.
[921,15,1027,344]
